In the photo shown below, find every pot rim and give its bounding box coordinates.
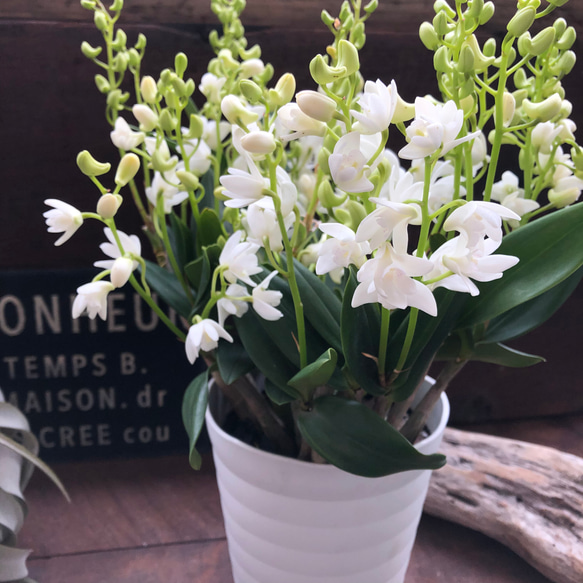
[205,377,450,473]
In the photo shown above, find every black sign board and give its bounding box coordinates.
[0,269,205,461]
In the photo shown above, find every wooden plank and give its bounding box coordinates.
[17,455,225,556]
[27,539,234,583]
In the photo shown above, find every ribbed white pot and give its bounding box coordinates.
[205,380,449,583]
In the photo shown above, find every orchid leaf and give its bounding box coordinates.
[459,203,583,327]
[182,369,209,470]
[297,395,446,477]
[468,342,544,367]
[142,259,191,319]
[197,208,223,248]
[217,340,255,384]
[479,265,583,344]
[264,378,296,405]
[169,212,195,271]
[288,349,338,401]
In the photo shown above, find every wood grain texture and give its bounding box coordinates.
[425,427,583,583]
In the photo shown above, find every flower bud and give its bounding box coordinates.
[175,52,188,77]
[351,22,366,50]
[80,0,96,8]
[272,73,296,106]
[135,33,146,51]
[434,0,455,18]
[81,41,102,59]
[517,32,532,57]
[240,131,277,155]
[530,27,556,56]
[317,147,331,174]
[184,114,204,140]
[239,44,262,61]
[483,37,497,57]
[522,94,563,122]
[556,26,576,51]
[560,99,573,119]
[94,10,108,32]
[318,178,347,208]
[558,50,576,75]
[77,150,111,176]
[467,0,484,18]
[502,92,516,127]
[175,170,200,190]
[110,0,124,11]
[546,0,569,6]
[548,179,583,208]
[553,17,567,39]
[127,48,140,69]
[309,54,346,85]
[337,40,360,76]
[111,257,134,288]
[218,49,239,71]
[111,29,127,51]
[457,44,475,73]
[140,76,158,103]
[240,58,265,78]
[571,148,583,172]
[151,150,177,173]
[507,7,536,38]
[465,35,495,72]
[433,46,451,73]
[419,22,439,51]
[97,193,122,219]
[433,10,449,36]
[392,94,416,123]
[94,74,110,94]
[364,0,378,14]
[132,104,158,131]
[240,79,263,104]
[296,90,337,122]
[115,153,140,187]
[159,108,176,132]
[221,95,259,126]
[171,77,188,97]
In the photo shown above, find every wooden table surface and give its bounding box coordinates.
[18,414,583,583]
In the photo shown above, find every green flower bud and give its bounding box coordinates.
[351,22,366,50]
[239,44,262,60]
[159,68,173,86]
[77,150,111,177]
[507,7,536,38]
[221,95,259,126]
[213,186,229,202]
[111,29,127,51]
[530,27,556,56]
[257,62,274,85]
[80,0,97,9]
[96,193,122,219]
[183,114,204,140]
[512,88,529,108]
[127,48,140,69]
[140,76,158,103]
[115,153,140,187]
[318,179,347,208]
[553,17,567,39]
[432,11,448,37]
[459,78,476,99]
[558,50,576,75]
[81,41,102,59]
[513,67,530,89]
[106,89,129,111]
[571,148,583,172]
[184,79,195,98]
[364,0,378,13]
[317,147,331,174]
[557,26,576,51]
[522,94,563,122]
[434,0,456,19]
[483,37,497,57]
[433,46,451,73]
[151,149,177,173]
[337,40,360,76]
[135,33,147,51]
[457,44,475,73]
[502,92,516,127]
[171,77,187,97]
[321,9,335,27]
[164,89,179,109]
[175,52,188,77]
[93,10,108,32]
[542,79,564,99]
[335,200,366,230]
[110,0,124,11]
[218,49,239,71]
[272,73,296,106]
[94,74,110,93]
[310,54,347,85]
[560,99,572,119]
[392,94,416,123]
[478,1,495,25]
[159,108,176,132]
[175,170,200,190]
[240,79,263,104]
[467,0,484,18]
[419,22,439,51]
[465,35,495,72]
[517,33,532,57]
[339,1,352,22]
[546,0,569,6]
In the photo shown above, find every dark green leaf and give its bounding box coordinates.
[288,348,338,401]
[297,395,446,477]
[467,342,545,367]
[480,266,583,344]
[217,340,255,384]
[169,212,195,270]
[181,369,209,470]
[341,268,385,395]
[459,203,583,327]
[197,208,223,248]
[264,378,296,405]
[142,259,192,319]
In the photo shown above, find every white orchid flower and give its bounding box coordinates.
[531,121,563,154]
[240,58,266,78]
[491,171,539,219]
[315,223,371,276]
[94,228,141,272]
[217,284,249,327]
[350,79,398,135]
[110,117,145,150]
[220,166,267,209]
[549,174,583,207]
[245,202,286,252]
[182,136,212,175]
[185,319,233,364]
[277,102,327,141]
[199,72,226,104]
[201,117,231,150]
[355,199,420,253]
[444,200,520,247]
[72,281,115,320]
[146,167,189,213]
[43,199,84,246]
[329,132,375,193]
[352,243,437,316]
[399,97,480,160]
[252,271,283,321]
[219,231,262,287]
[426,236,519,296]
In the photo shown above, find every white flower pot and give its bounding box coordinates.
[205,379,449,583]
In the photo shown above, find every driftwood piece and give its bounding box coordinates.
[425,427,583,583]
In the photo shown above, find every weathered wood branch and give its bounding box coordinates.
[425,427,583,583]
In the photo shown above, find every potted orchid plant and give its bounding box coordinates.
[43,0,583,580]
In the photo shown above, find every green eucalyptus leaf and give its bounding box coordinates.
[297,395,446,477]
[217,340,255,384]
[197,207,223,248]
[459,203,583,327]
[142,259,192,319]
[341,268,385,395]
[182,369,209,470]
[467,342,545,367]
[480,265,583,344]
[288,348,338,401]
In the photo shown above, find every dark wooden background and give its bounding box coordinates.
[1,0,583,422]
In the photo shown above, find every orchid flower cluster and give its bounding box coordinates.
[44,0,583,476]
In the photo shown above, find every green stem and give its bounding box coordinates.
[378,307,390,386]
